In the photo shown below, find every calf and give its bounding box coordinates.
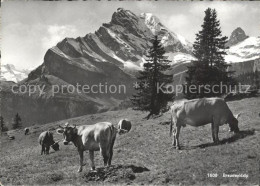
[38,131,59,155]
[170,98,240,149]
[24,128,29,135]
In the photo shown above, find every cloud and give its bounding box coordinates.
[2,1,260,70]
[2,23,79,70]
[41,25,78,49]
[188,2,260,38]
[135,1,157,12]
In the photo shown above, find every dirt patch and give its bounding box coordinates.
[159,121,170,125]
[84,164,149,183]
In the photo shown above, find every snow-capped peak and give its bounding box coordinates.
[140,13,162,35]
[225,36,260,63]
[140,12,192,51]
[0,64,30,83]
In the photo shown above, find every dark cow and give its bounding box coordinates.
[57,122,118,172]
[38,131,59,155]
[24,128,29,135]
[8,135,15,140]
[117,119,131,135]
[170,98,241,149]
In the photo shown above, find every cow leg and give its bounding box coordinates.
[214,126,220,144]
[211,123,216,143]
[89,150,95,171]
[78,150,84,172]
[100,146,108,167]
[108,138,116,166]
[175,126,181,150]
[212,117,220,144]
[41,145,44,155]
[99,142,109,167]
[172,127,177,147]
[46,146,50,155]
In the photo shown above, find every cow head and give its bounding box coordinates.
[117,119,131,135]
[51,142,60,151]
[56,123,77,145]
[229,113,241,133]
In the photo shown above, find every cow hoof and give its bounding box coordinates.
[78,168,82,173]
[176,146,180,150]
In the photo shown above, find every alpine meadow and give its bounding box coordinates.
[0,1,260,185]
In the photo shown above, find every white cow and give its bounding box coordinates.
[170,98,240,149]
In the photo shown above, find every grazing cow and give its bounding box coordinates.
[8,135,15,140]
[38,131,59,155]
[117,119,131,135]
[170,98,240,149]
[57,122,117,172]
[24,128,29,135]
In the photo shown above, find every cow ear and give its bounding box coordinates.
[235,113,241,119]
[56,128,64,134]
[73,125,76,129]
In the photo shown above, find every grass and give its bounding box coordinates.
[0,97,259,185]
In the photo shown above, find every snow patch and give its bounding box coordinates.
[166,52,196,64]
[177,34,187,46]
[124,61,142,71]
[1,64,30,82]
[112,54,125,63]
[226,37,260,63]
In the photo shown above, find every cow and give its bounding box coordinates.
[38,131,60,155]
[24,128,29,135]
[117,119,131,135]
[8,135,15,140]
[56,122,118,172]
[170,98,241,149]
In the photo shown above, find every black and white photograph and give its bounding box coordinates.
[0,0,259,185]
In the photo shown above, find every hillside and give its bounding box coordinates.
[0,97,259,185]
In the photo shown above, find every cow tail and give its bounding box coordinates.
[109,125,116,142]
[170,115,173,137]
[108,125,116,151]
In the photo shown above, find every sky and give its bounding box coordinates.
[1,1,260,70]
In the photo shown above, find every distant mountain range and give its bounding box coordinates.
[1,8,259,126]
[0,64,30,83]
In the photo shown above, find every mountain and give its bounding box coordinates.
[225,36,260,64]
[226,27,249,47]
[225,28,260,75]
[0,64,30,83]
[168,29,260,86]
[2,9,258,127]
[0,8,192,126]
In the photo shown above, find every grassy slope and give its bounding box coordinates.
[0,97,259,185]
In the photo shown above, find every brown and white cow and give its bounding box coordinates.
[170,98,240,149]
[38,131,60,155]
[117,119,131,135]
[57,122,117,172]
[24,128,29,135]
